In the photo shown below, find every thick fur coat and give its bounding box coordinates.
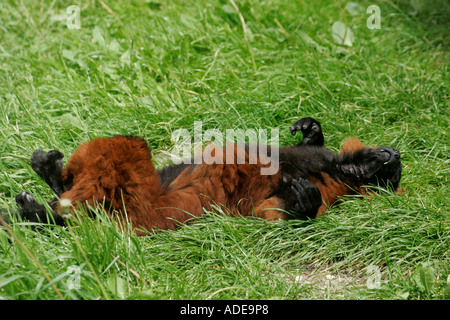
[3,118,402,235]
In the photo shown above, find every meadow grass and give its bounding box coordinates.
[0,0,448,300]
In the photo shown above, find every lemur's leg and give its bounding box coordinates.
[31,150,65,195]
[12,192,64,225]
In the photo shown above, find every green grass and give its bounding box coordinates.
[0,0,449,300]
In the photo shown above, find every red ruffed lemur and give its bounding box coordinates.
[1,117,402,235]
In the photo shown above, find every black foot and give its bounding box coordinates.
[31,150,65,195]
[15,191,46,223]
[290,178,322,218]
[15,191,37,209]
[289,117,324,147]
[14,192,64,225]
[0,193,38,226]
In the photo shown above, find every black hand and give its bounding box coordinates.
[15,191,64,225]
[289,117,324,147]
[290,178,322,218]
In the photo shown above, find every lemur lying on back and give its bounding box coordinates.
[1,117,401,235]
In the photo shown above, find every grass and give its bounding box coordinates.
[0,0,449,300]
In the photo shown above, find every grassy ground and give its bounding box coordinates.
[0,0,448,300]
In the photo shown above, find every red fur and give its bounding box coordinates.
[57,137,281,235]
[54,136,396,235]
[341,137,365,153]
